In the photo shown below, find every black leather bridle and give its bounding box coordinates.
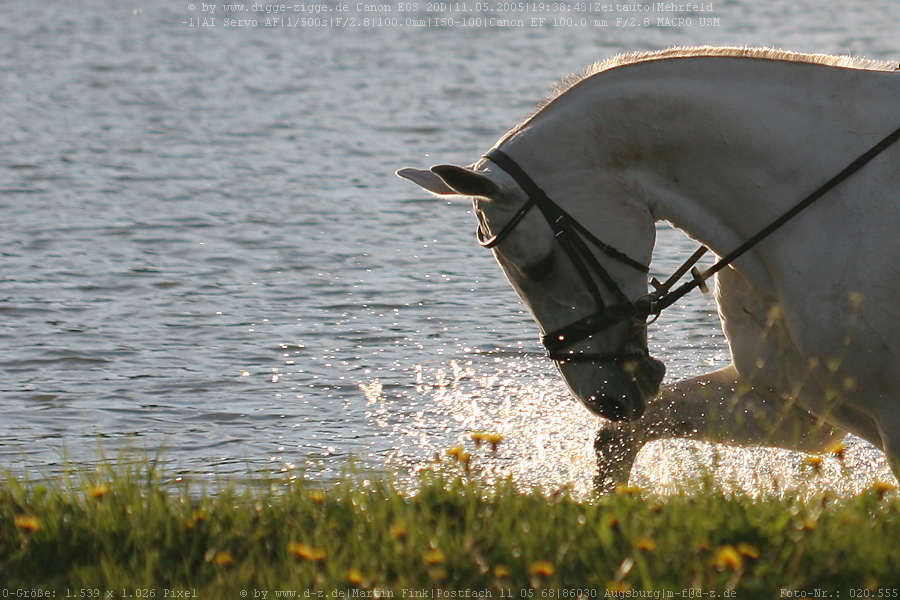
[478,147,654,365]
[478,123,900,365]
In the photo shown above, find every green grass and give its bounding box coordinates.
[2,449,900,596]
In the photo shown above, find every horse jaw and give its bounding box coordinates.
[558,356,666,421]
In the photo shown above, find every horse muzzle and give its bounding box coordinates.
[562,355,666,422]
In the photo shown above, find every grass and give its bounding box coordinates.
[2,448,900,596]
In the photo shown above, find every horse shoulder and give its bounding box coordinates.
[713,266,773,335]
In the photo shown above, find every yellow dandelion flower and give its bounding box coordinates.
[803,455,824,472]
[529,560,555,577]
[446,446,464,458]
[737,543,760,559]
[485,433,504,451]
[186,509,206,529]
[288,541,327,561]
[713,545,743,571]
[636,537,657,552]
[214,550,234,566]
[445,445,471,466]
[388,521,408,540]
[872,480,898,497]
[494,564,510,578]
[14,514,41,532]
[308,489,326,503]
[471,431,504,451]
[87,484,109,499]
[423,549,445,565]
[827,440,847,460]
[347,568,365,585]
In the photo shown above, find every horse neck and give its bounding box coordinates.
[504,57,900,293]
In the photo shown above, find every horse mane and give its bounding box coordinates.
[500,46,899,144]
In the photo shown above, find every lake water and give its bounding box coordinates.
[2,0,898,494]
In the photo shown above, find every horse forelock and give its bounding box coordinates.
[498,46,899,145]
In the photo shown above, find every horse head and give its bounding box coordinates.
[397,153,665,422]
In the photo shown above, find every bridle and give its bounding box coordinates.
[478,147,654,365]
[477,123,900,365]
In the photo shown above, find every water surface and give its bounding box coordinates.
[2,0,897,493]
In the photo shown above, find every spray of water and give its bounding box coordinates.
[364,357,893,498]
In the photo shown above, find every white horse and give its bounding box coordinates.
[398,46,900,490]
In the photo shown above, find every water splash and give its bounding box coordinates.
[365,357,598,495]
[367,357,894,498]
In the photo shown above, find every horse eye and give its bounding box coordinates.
[519,252,555,281]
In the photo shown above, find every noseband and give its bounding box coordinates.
[478,148,653,365]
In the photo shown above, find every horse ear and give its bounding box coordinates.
[430,165,500,199]
[396,167,457,196]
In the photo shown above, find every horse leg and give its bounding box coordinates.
[875,414,900,483]
[593,363,847,491]
[594,424,641,493]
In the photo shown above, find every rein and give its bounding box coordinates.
[645,122,900,315]
[480,122,900,361]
